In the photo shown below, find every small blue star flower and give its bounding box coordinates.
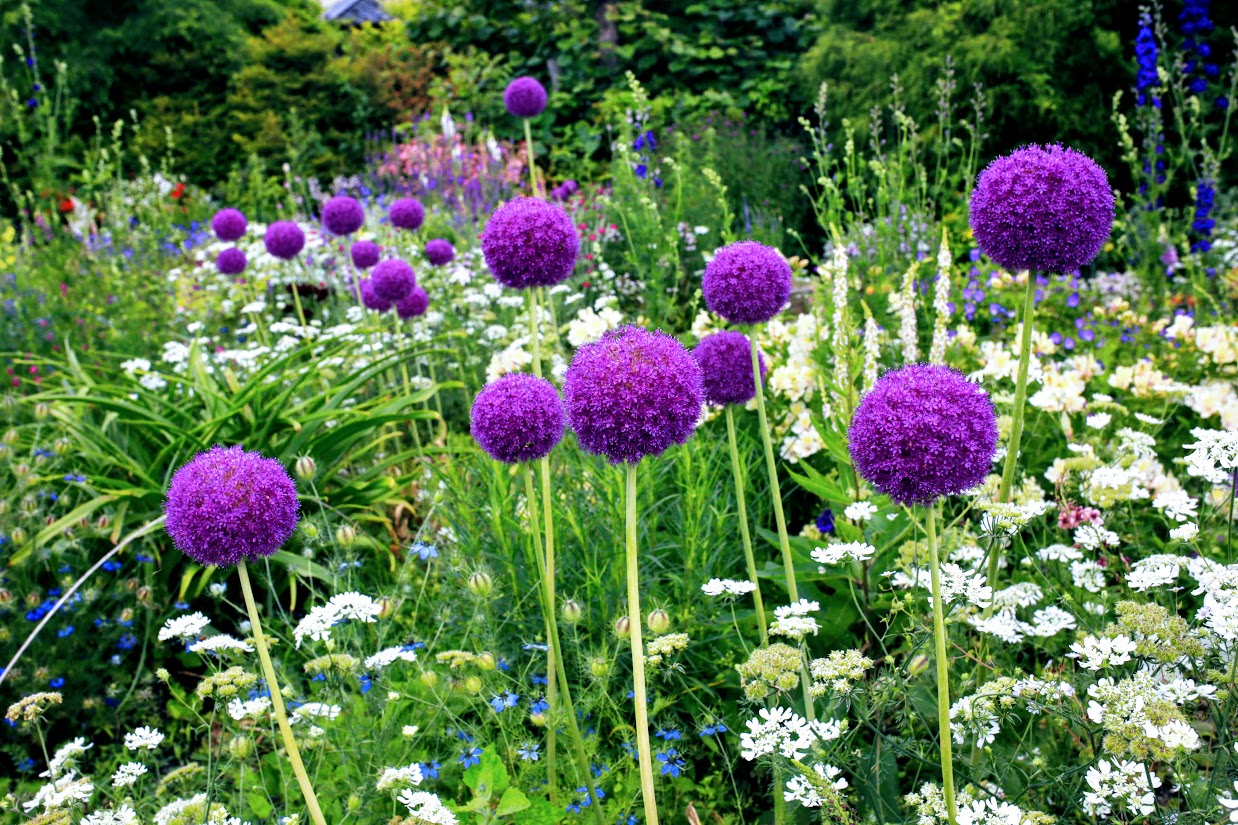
[412,542,439,561]
[530,697,550,715]
[489,691,520,712]
[656,749,685,778]
[458,747,482,769]
[517,742,541,762]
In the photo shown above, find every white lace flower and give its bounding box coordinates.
[740,706,814,761]
[226,697,271,721]
[365,646,420,670]
[188,635,253,654]
[1070,634,1137,670]
[112,762,147,789]
[700,578,758,597]
[158,612,210,642]
[124,726,165,751]
[843,501,877,522]
[784,763,847,808]
[83,805,139,825]
[397,791,457,825]
[377,764,423,792]
[811,541,876,566]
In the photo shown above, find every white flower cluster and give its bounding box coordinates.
[784,763,847,808]
[811,541,876,567]
[397,791,457,825]
[293,591,382,647]
[1069,634,1137,670]
[1081,759,1159,818]
[701,578,758,597]
[769,599,820,640]
[739,706,840,761]
[376,763,424,792]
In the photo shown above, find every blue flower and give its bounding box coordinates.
[49,676,64,688]
[815,507,834,534]
[517,742,541,761]
[489,691,520,712]
[700,722,728,736]
[63,473,86,483]
[655,749,685,777]
[654,729,682,741]
[530,697,550,715]
[458,747,483,769]
[411,542,438,561]
[102,560,122,572]
[419,761,441,779]
[634,164,648,180]
[117,634,137,650]
[359,674,373,694]
[530,673,548,685]
[57,625,73,638]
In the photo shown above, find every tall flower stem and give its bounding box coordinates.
[749,330,815,721]
[523,119,539,198]
[236,560,327,825]
[625,462,660,825]
[725,405,768,644]
[924,505,957,825]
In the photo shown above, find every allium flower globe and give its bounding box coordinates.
[702,241,793,325]
[350,240,381,269]
[564,325,704,464]
[389,198,425,231]
[371,259,416,303]
[322,195,366,236]
[969,144,1114,273]
[396,285,430,319]
[264,221,305,260]
[165,446,300,567]
[216,247,247,276]
[848,364,998,505]
[481,197,578,289]
[503,76,548,118]
[358,278,393,312]
[470,373,565,464]
[692,331,766,406]
[425,239,455,266]
[210,208,247,242]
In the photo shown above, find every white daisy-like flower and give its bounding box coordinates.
[158,612,210,642]
[843,501,877,521]
[289,703,342,725]
[112,762,148,789]
[123,726,165,751]
[226,697,272,721]
[811,541,876,566]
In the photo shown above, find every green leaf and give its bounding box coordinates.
[495,787,530,818]
[246,792,274,819]
[463,749,509,802]
[512,797,561,825]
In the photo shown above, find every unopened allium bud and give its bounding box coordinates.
[336,524,357,547]
[589,657,609,678]
[295,456,317,480]
[561,599,582,624]
[647,609,670,634]
[20,494,36,514]
[467,571,493,598]
[13,463,30,478]
[52,438,70,454]
[613,616,631,638]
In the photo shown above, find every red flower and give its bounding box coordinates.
[171,182,186,199]
[58,198,75,213]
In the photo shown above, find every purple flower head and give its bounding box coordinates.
[211,208,247,242]
[264,221,305,260]
[848,364,998,506]
[969,145,1114,274]
[389,198,425,230]
[504,76,547,118]
[371,258,416,303]
[216,247,247,276]
[702,241,792,325]
[396,284,430,319]
[564,325,704,464]
[350,240,381,269]
[358,278,393,312]
[691,331,765,406]
[322,195,365,236]
[471,373,565,464]
[164,445,300,567]
[481,197,578,289]
[425,238,455,266]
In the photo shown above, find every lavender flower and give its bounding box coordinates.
[216,247,247,276]
[322,196,365,236]
[350,240,381,269]
[691,331,765,406]
[371,259,416,303]
[358,278,393,312]
[471,373,565,464]
[389,198,425,231]
[969,145,1114,274]
[848,364,998,505]
[165,445,300,567]
[396,285,429,319]
[504,76,548,118]
[264,221,305,260]
[425,239,455,266]
[481,197,578,289]
[564,325,704,464]
[210,208,247,242]
[701,241,792,325]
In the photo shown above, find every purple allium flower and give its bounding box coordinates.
[564,325,704,464]
[425,238,455,266]
[396,284,430,319]
[216,247,247,276]
[164,445,300,567]
[848,364,998,506]
[371,258,416,303]
[357,278,393,312]
[969,145,1114,273]
[471,373,565,464]
[701,241,792,325]
[691,331,765,406]
[211,208,247,242]
[481,197,578,289]
[322,195,366,236]
[350,240,381,269]
[389,198,425,231]
[264,221,305,260]
[504,76,548,118]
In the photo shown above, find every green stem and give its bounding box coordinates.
[528,288,541,378]
[236,560,327,825]
[925,505,957,825]
[991,271,1035,587]
[625,463,660,825]
[523,119,539,198]
[725,405,768,644]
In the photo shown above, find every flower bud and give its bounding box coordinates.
[420,670,438,689]
[589,657,609,678]
[561,599,582,624]
[33,402,49,419]
[10,527,26,544]
[1,429,17,445]
[228,735,254,760]
[647,609,670,634]
[336,524,357,547]
[529,712,548,727]
[463,675,483,694]
[378,596,397,619]
[476,652,497,671]
[347,796,362,813]
[613,616,631,638]
[302,522,319,539]
[295,456,317,480]
[95,513,111,532]
[53,438,71,454]
[467,571,493,598]
[907,653,931,678]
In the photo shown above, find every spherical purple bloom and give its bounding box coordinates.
[351,240,381,269]
[969,144,1114,273]
[471,373,565,464]
[504,76,547,118]
[371,258,415,303]
[702,241,792,325]
[425,238,455,266]
[264,220,305,260]
[395,284,429,319]
[389,198,425,231]
[691,331,766,406]
[357,278,393,312]
[211,208,247,242]
[848,364,998,506]
[322,195,366,236]
[165,445,300,567]
[564,325,704,464]
[216,247,247,276]
[481,197,578,289]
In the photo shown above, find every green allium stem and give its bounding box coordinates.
[236,560,327,825]
[528,288,542,378]
[725,404,768,644]
[524,119,539,198]
[625,462,660,825]
[925,505,957,825]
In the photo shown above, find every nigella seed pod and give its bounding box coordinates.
[613,616,631,638]
[530,712,548,727]
[420,670,438,689]
[136,586,153,604]
[294,456,317,480]
[335,524,357,547]
[647,609,670,634]
[561,599,582,624]
[3,429,18,445]
[467,571,494,598]
[33,402,49,419]
[0,588,11,605]
[302,523,319,539]
[52,438,70,454]
[95,514,110,531]
[589,657,609,678]
[229,735,254,760]
[464,675,483,693]
[476,652,497,671]
[13,463,29,478]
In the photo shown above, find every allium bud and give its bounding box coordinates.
[613,616,631,638]
[294,456,317,480]
[336,524,357,547]
[10,527,25,544]
[647,609,670,634]
[2,429,18,445]
[561,599,582,624]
